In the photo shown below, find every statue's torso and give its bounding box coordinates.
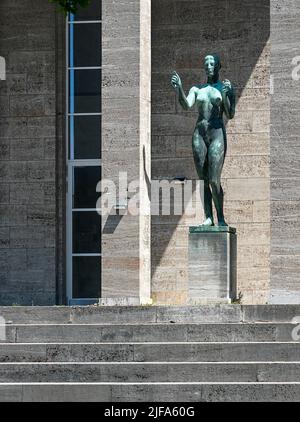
[194,82,224,128]
[195,85,222,107]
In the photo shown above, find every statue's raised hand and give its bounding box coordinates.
[171,71,182,90]
[222,79,233,96]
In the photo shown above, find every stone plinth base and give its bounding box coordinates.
[188,226,237,304]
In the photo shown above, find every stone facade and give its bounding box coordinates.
[151,0,271,305]
[270,0,300,303]
[0,0,299,306]
[0,0,57,305]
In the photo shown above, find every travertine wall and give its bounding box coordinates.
[270,0,300,303]
[4,0,298,306]
[0,0,57,305]
[151,0,271,304]
[101,0,151,303]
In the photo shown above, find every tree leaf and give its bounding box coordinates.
[50,0,91,15]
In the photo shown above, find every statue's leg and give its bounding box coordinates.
[192,128,213,225]
[208,129,227,226]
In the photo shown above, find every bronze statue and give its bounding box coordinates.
[171,54,236,227]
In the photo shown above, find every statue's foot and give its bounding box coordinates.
[218,220,228,227]
[201,217,214,227]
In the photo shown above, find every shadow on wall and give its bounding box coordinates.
[151,0,270,303]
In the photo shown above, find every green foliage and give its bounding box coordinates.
[232,291,244,305]
[50,0,91,15]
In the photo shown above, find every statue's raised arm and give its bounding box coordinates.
[170,54,236,227]
[221,79,236,120]
[171,71,196,111]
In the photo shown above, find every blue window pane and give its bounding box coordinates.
[69,69,101,114]
[73,166,101,209]
[74,0,102,21]
[73,256,101,298]
[69,115,101,159]
[73,211,101,254]
[72,23,101,67]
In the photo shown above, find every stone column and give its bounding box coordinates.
[270,0,300,304]
[101,0,151,305]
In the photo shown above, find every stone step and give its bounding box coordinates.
[1,342,300,362]
[1,323,298,343]
[0,383,300,402]
[0,305,300,324]
[0,362,299,383]
[0,306,299,402]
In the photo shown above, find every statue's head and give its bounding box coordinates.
[204,54,222,79]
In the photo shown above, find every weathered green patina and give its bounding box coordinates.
[189,226,236,234]
[171,54,236,227]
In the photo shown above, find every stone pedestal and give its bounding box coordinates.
[188,226,237,304]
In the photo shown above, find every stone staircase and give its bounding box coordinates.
[0,305,300,402]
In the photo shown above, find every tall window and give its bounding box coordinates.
[66,1,102,304]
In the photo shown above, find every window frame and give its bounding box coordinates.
[66,9,102,305]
